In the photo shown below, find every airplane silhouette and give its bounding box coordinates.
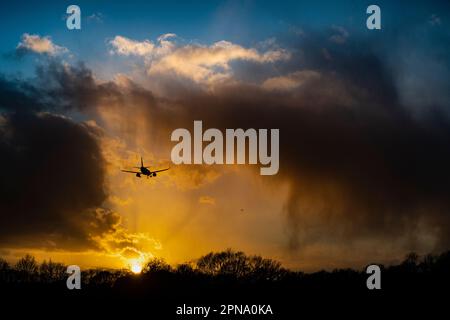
[121,157,169,178]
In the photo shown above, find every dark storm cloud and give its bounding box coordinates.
[0,76,48,112]
[42,49,448,254]
[0,60,157,251]
[0,60,137,114]
[118,35,450,254]
[0,111,124,250]
[0,65,137,251]
[153,75,450,252]
[33,61,124,112]
[35,52,450,253]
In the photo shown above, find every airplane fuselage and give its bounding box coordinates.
[137,166,156,177]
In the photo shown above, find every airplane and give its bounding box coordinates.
[121,157,170,178]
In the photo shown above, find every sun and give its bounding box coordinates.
[126,253,151,274]
[130,260,143,274]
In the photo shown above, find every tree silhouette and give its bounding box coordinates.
[143,257,172,274]
[0,258,9,271]
[15,254,38,274]
[39,260,66,283]
[175,263,195,275]
[403,252,419,266]
[0,250,449,300]
[197,249,249,277]
[196,249,286,280]
[14,254,39,282]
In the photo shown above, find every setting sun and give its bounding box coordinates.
[130,261,143,274]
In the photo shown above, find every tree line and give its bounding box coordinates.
[1,249,449,290]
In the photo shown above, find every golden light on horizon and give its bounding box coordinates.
[130,260,143,274]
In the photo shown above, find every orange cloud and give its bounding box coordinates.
[109,34,290,85]
[17,33,68,55]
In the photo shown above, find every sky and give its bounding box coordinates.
[0,0,450,272]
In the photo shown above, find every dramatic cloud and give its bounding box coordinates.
[0,74,156,260]
[0,112,107,249]
[10,42,450,258]
[110,34,290,84]
[104,35,450,257]
[110,35,156,56]
[16,34,68,56]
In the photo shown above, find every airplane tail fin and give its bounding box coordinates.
[134,156,149,168]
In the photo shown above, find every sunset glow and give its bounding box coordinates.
[130,260,143,274]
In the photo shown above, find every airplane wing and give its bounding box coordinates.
[152,168,170,173]
[121,170,141,174]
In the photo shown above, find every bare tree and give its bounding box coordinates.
[15,254,38,274]
[196,249,286,280]
[143,257,171,274]
[40,260,66,282]
[0,258,9,271]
